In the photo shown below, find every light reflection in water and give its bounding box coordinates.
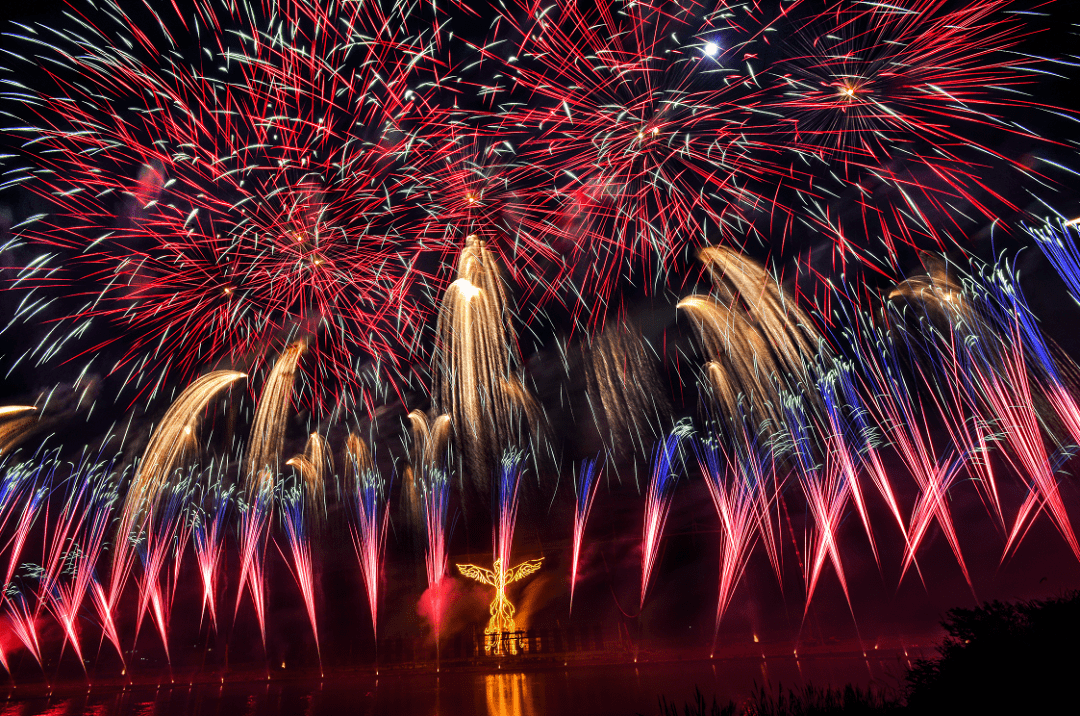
[484,672,534,716]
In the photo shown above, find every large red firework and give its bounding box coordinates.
[7,0,440,410]
[772,0,1066,261]
[396,109,570,316]
[466,0,802,324]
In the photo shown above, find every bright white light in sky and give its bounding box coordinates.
[704,42,719,57]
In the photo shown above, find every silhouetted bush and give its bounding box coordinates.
[651,684,901,716]
[655,688,736,716]
[650,592,1080,715]
[906,590,1080,715]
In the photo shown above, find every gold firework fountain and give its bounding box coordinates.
[435,235,537,487]
[122,370,247,529]
[245,341,305,494]
[678,246,822,428]
[457,557,543,656]
[0,406,38,456]
[437,236,544,654]
[286,431,332,513]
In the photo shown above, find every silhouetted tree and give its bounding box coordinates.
[907,591,1080,714]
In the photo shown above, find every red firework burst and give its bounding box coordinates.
[772,0,1067,259]
[468,0,802,324]
[396,109,570,315]
[8,0,442,410]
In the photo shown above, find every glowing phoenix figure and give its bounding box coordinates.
[457,557,544,655]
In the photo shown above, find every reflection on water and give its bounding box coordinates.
[485,673,534,716]
[0,653,922,716]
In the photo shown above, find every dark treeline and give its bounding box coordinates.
[653,591,1080,716]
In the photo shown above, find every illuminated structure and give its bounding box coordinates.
[457,557,544,655]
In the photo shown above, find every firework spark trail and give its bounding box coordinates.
[0,461,42,582]
[584,324,671,466]
[493,454,525,583]
[347,435,389,637]
[0,463,50,669]
[569,456,601,614]
[472,0,802,315]
[131,484,194,665]
[888,263,1011,525]
[990,268,1080,458]
[121,371,246,533]
[694,426,772,647]
[779,395,855,618]
[0,462,37,664]
[88,575,124,670]
[775,0,1065,261]
[920,339,1005,529]
[54,484,112,673]
[5,590,42,671]
[36,459,115,672]
[105,370,244,661]
[192,489,230,634]
[853,321,972,589]
[680,247,823,433]
[245,343,304,493]
[457,453,542,656]
[279,487,321,670]
[1031,220,1080,306]
[0,407,38,455]
[421,465,453,643]
[816,368,881,566]
[398,113,565,311]
[408,408,451,600]
[435,235,536,485]
[899,265,1080,560]
[967,330,1080,561]
[407,412,453,642]
[234,483,272,652]
[833,364,910,547]
[641,429,688,610]
[778,0,1042,158]
[984,258,1080,451]
[286,433,331,506]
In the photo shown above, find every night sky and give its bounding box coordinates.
[1,0,1080,685]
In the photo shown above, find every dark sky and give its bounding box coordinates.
[1,0,1080,662]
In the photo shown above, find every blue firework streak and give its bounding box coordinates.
[978,260,1067,388]
[569,453,602,613]
[280,485,322,669]
[493,452,525,570]
[1030,219,1080,307]
[641,426,690,609]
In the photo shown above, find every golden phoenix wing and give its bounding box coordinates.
[507,557,544,583]
[456,563,495,586]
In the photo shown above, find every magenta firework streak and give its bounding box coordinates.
[569,455,601,613]
[641,429,687,610]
